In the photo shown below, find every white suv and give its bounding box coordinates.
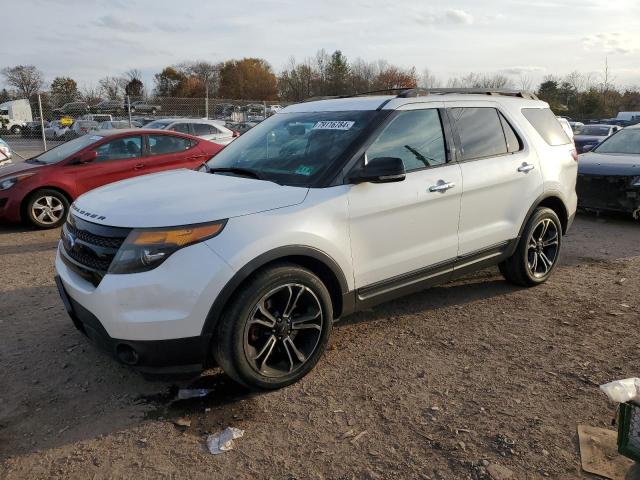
[145,118,236,145]
[55,89,578,389]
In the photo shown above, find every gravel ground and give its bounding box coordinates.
[0,214,639,479]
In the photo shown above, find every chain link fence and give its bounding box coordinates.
[1,94,289,158]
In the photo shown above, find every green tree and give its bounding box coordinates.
[154,67,185,97]
[326,50,350,95]
[50,77,79,104]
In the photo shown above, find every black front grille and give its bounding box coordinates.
[61,215,131,286]
[577,174,636,212]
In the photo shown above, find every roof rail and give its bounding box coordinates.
[422,88,539,100]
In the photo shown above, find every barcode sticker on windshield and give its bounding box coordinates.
[312,121,355,130]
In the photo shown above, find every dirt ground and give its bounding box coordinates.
[0,213,639,479]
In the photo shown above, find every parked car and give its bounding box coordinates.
[44,120,70,140]
[0,138,12,161]
[21,120,49,138]
[268,104,283,116]
[52,102,90,118]
[53,89,577,390]
[96,120,139,130]
[131,116,157,126]
[64,120,99,140]
[77,114,113,123]
[574,124,622,153]
[91,100,124,115]
[577,125,640,218]
[146,118,236,145]
[129,101,161,115]
[568,121,584,133]
[0,129,222,229]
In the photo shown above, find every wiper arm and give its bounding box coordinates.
[404,145,433,167]
[207,167,264,180]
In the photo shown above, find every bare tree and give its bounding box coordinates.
[1,65,44,98]
[518,74,533,91]
[98,76,127,100]
[419,68,439,89]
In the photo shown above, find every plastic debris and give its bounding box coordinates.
[600,378,640,403]
[206,427,244,455]
[177,388,212,400]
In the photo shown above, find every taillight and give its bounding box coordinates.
[571,149,578,162]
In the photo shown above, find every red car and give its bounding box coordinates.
[0,129,222,228]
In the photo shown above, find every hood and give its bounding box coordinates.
[0,159,43,178]
[73,169,309,228]
[578,152,640,176]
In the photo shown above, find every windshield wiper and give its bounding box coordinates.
[207,166,265,181]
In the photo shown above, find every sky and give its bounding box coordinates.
[2,0,640,91]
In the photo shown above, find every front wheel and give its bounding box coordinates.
[10,125,22,135]
[213,263,333,390]
[25,189,69,229]
[499,207,562,287]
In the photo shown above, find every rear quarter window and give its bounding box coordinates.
[521,108,571,146]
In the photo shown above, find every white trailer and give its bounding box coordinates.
[0,99,33,134]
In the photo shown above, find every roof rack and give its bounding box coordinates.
[422,88,539,100]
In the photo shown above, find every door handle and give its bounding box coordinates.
[134,163,145,170]
[429,181,456,193]
[517,163,535,173]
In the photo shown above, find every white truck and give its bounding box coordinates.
[0,99,33,134]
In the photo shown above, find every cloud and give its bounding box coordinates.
[95,15,149,33]
[582,32,636,54]
[500,66,546,75]
[444,9,474,25]
[155,21,187,33]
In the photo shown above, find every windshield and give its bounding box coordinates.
[577,125,612,136]
[204,111,379,186]
[594,129,640,154]
[29,135,103,164]
[146,120,173,129]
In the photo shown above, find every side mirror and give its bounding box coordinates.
[73,150,97,164]
[350,157,406,184]
[582,144,594,153]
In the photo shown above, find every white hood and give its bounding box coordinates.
[73,169,309,228]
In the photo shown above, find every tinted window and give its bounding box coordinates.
[366,109,446,172]
[193,123,216,136]
[451,107,507,160]
[95,136,142,162]
[171,123,191,134]
[499,113,522,153]
[148,135,193,155]
[521,108,571,146]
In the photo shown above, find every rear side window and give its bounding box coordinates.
[171,123,191,135]
[521,108,571,146]
[450,107,508,160]
[499,113,522,153]
[193,123,216,136]
[148,135,194,155]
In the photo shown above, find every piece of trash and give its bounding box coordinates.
[578,425,634,480]
[206,427,244,455]
[350,430,368,444]
[600,378,640,403]
[616,278,627,285]
[178,388,212,400]
[341,429,355,439]
[173,418,191,428]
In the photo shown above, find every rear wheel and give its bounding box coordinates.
[499,207,562,287]
[213,263,333,390]
[25,189,69,229]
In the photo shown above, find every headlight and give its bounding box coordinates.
[0,173,34,191]
[108,220,227,274]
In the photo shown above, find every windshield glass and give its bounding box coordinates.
[205,111,379,186]
[29,135,103,164]
[578,125,612,136]
[594,129,640,154]
[146,120,173,129]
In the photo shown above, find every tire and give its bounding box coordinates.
[213,263,333,390]
[25,189,69,229]
[10,125,21,135]
[499,207,562,287]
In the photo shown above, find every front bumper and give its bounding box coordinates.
[55,240,235,374]
[577,173,640,214]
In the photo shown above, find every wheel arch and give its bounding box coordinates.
[201,246,351,340]
[518,192,569,239]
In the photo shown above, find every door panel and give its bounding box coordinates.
[347,104,461,289]
[446,102,543,256]
[348,164,462,288]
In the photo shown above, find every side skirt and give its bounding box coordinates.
[351,239,517,312]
